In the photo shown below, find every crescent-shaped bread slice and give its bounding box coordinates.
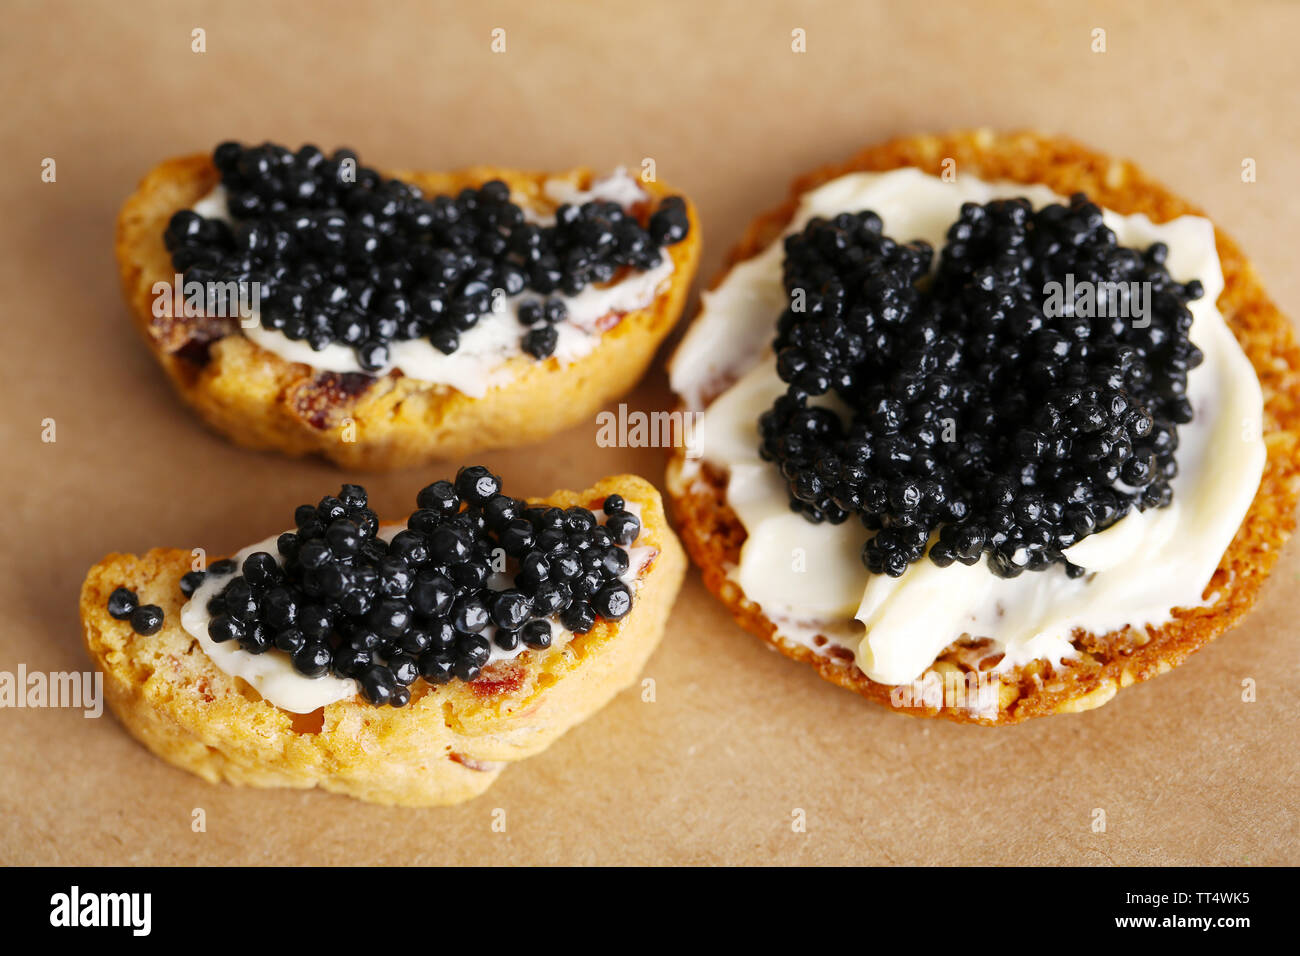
[116,156,701,470]
[80,475,684,806]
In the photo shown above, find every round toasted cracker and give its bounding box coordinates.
[666,129,1300,724]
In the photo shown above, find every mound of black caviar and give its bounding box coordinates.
[163,142,690,372]
[188,469,640,707]
[759,195,1205,578]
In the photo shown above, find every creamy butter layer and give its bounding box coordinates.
[180,506,654,713]
[190,169,674,398]
[670,168,1266,687]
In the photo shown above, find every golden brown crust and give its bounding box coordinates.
[116,156,701,470]
[667,129,1300,725]
[80,475,685,805]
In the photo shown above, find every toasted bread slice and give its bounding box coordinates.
[116,156,701,470]
[80,475,685,806]
[667,129,1300,725]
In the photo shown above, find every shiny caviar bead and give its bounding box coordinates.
[130,605,164,635]
[107,587,137,620]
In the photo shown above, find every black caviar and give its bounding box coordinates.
[179,570,206,597]
[106,587,166,635]
[164,142,690,371]
[130,604,164,635]
[197,469,640,706]
[759,194,1204,578]
[107,587,137,620]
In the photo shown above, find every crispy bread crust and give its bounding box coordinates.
[80,476,685,806]
[667,129,1300,725]
[116,156,701,470]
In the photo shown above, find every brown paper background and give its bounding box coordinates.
[1,0,1296,866]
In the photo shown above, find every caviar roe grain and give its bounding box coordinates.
[106,587,166,635]
[759,195,1204,578]
[130,604,165,636]
[107,587,138,620]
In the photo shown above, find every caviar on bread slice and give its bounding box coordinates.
[666,130,1300,725]
[760,197,1202,579]
[115,143,701,470]
[80,472,685,806]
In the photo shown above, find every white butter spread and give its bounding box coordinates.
[180,506,653,713]
[190,170,673,398]
[181,533,359,713]
[670,168,1266,687]
[541,166,652,213]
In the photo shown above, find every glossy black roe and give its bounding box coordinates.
[107,587,138,620]
[196,471,640,706]
[758,196,1204,578]
[179,570,206,597]
[107,586,167,635]
[164,142,690,373]
[130,604,164,636]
